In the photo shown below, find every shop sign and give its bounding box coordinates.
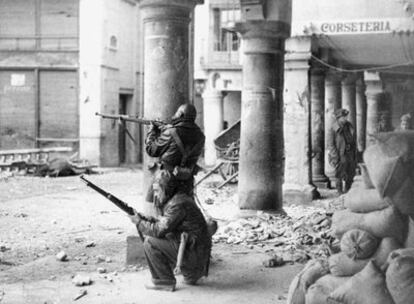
[11,74,26,86]
[320,20,392,34]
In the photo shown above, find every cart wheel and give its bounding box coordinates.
[219,162,238,183]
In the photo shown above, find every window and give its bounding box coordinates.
[213,7,240,52]
[0,0,78,50]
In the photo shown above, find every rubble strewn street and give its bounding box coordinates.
[1,168,326,303]
[213,207,334,263]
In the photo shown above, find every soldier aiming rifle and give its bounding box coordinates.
[80,173,212,292]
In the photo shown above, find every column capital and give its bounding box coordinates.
[310,66,326,77]
[325,70,343,85]
[139,0,202,22]
[140,0,203,8]
[341,73,359,85]
[364,72,384,97]
[356,76,366,92]
[234,20,290,54]
[284,52,311,71]
[202,89,225,101]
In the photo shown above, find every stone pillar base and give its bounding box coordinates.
[126,235,145,265]
[313,176,331,189]
[283,184,320,205]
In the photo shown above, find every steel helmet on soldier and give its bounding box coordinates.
[173,104,197,121]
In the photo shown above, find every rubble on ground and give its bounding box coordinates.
[56,251,68,262]
[72,275,92,286]
[73,289,87,301]
[213,206,335,263]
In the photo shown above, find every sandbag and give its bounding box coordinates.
[329,237,402,276]
[386,249,414,304]
[404,217,414,248]
[340,229,379,259]
[359,163,375,189]
[344,187,390,213]
[329,261,395,304]
[332,206,407,243]
[286,259,329,304]
[386,176,414,215]
[364,131,414,200]
[304,275,349,304]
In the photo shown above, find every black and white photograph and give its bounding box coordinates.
[1,0,414,303]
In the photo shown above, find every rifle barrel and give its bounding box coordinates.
[80,175,145,242]
[80,175,135,215]
[95,112,163,125]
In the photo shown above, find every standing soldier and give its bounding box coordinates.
[400,113,412,131]
[327,108,357,194]
[145,104,205,203]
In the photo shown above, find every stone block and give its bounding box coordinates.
[126,235,146,265]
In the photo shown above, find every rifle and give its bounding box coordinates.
[80,175,145,242]
[95,112,168,127]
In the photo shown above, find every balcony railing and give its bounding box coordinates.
[205,50,241,68]
[0,36,79,51]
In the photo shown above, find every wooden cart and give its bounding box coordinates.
[196,120,240,189]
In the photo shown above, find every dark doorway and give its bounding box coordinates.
[119,94,132,164]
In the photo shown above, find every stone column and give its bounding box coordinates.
[203,89,224,166]
[234,20,290,211]
[140,0,202,214]
[364,72,383,147]
[341,74,358,130]
[310,67,330,188]
[356,76,367,156]
[324,71,342,182]
[284,37,319,203]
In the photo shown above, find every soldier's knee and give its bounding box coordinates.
[144,236,156,253]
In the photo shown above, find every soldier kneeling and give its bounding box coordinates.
[129,170,212,291]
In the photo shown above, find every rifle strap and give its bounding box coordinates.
[118,119,137,144]
[170,128,203,167]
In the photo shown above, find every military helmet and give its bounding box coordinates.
[334,108,349,119]
[173,104,197,121]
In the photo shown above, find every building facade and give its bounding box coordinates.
[194,0,414,201]
[0,0,79,151]
[79,0,143,166]
[0,0,143,167]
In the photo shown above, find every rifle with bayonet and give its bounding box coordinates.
[95,112,168,127]
[80,175,145,242]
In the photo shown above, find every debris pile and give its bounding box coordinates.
[72,274,92,287]
[0,147,97,177]
[213,206,335,262]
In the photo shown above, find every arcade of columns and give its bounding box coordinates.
[138,0,391,212]
[311,66,390,188]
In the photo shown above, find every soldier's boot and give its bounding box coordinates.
[145,280,176,292]
[344,180,353,193]
[336,178,343,194]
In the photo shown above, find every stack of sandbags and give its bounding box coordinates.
[304,248,414,304]
[363,131,414,250]
[287,132,414,303]
[364,131,414,217]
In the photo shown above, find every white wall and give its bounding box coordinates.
[79,0,104,165]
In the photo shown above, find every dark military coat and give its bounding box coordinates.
[327,120,357,180]
[137,192,211,270]
[145,118,205,170]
